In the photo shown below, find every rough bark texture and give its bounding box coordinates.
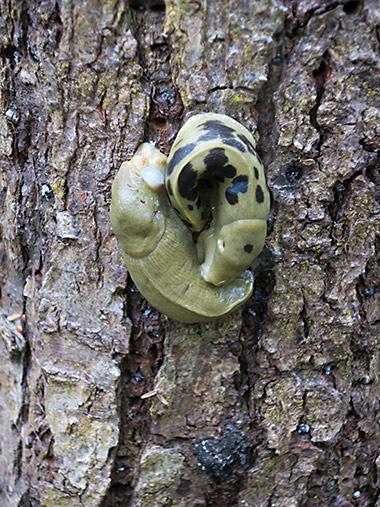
[0,0,379,506]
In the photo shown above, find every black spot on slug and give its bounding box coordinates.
[178,162,198,201]
[223,138,246,152]
[204,147,227,170]
[198,120,236,142]
[204,148,237,181]
[167,143,196,175]
[198,130,219,142]
[237,133,256,156]
[196,196,202,209]
[166,178,173,195]
[256,184,264,203]
[254,167,259,179]
[244,244,253,253]
[225,175,249,205]
[233,175,249,192]
[223,164,238,179]
[188,204,194,210]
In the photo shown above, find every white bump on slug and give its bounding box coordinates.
[141,166,165,191]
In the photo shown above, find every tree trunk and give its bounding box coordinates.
[0,0,379,506]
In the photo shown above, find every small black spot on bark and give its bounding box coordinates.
[285,164,303,183]
[343,0,361,15]
[256,184,264,203]
[128,0,146,11]
[151,117,167,129]
[312,60,328,81]
[244,244,253,253]
[362,287,375,298]
[150,1,165,12]
[334,182,346,193]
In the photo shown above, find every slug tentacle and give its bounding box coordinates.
[110,113,270,323]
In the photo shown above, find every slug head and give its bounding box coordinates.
[110,143,167,258]
[200,219,267,285]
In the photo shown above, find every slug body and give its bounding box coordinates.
[166,113,270,285]
[110,113,270,323]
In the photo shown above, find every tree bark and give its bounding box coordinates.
[0,0,379,506]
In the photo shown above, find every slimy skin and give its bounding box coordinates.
[110,113,270,323]
[166,113,270,285]
[110,142,254,323]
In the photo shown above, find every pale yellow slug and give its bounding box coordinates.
[110,113,270,323]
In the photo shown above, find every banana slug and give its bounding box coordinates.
[110,113,270,323]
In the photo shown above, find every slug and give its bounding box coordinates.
[110,113,270,323]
